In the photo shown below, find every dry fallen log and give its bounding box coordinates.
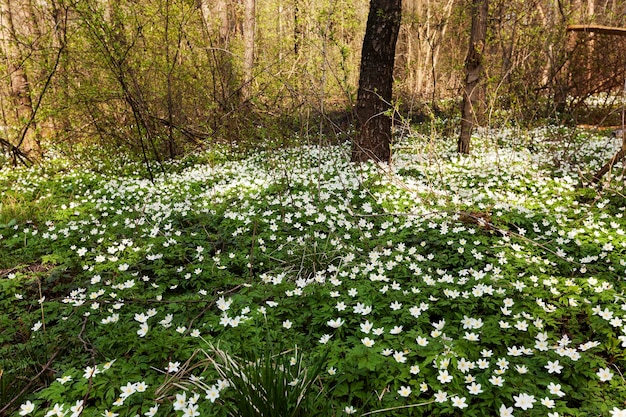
[590,146,626,184]
[567,24,626,37]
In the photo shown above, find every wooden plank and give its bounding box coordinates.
[567,24,626,36]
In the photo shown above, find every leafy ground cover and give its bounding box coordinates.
[2,128,626,417]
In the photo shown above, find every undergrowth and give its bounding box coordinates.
[1,128,626,417]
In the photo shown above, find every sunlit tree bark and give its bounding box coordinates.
[0,0,41,158]
[458,0,488,154]
[242,0,255,102]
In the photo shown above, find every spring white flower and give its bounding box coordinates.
[513,392,536,410]
[390,301,402,310]
[389,326,402,334]
[360,320,373,333]
[70,400,83,417]
[547,382,565,397]
[144,404,159,417]
[451,396,468,409]
[173,392,187,410]
[434,390,448,402]
[56,374,72,384]
[437,369,453,384]
[398,385,412,397]
[102,359,116,370]
[83,365,100,379]
[205,385,220,403]
[167,361,180,373]
[182,404,200,417]
[541,397,555,408]
[119,382,137,399]
[467,382,483,395]
[489,375,504,386]
[216,296,232,311]
[19,401,35,416]
[499,404,514,417]
[457,358,474,373]
[372,327,385,336]
[137,322,149,337]
[393,350,407,363]
[44,403,65,417]
[416,336,429,346]
[464,332,480,341]
[361,337,375,347]
[134,312,149,323]
[515,365,528,374]
[597,367,614,382]
[545,360,563,374]
[327,318,344,328]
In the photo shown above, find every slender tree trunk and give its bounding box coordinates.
[241,0,255,102]
[555,0,583,111]
[0,0,41,158]
[351,0,402,163]
[585,0,595,91]
[458,0,488,155]
[199,0,238,110]
[294,0,302,54]
[427,0,455,103]
[50,0,70,136]
[198,0,229,44]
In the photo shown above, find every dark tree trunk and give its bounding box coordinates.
[458,0,488,154]
[351,0,402,163]
[294,0,302,54]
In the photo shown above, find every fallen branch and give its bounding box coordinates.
[567,24,626,37]
[590,146,626,184]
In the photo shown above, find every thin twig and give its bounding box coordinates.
[78,315,97,359]
[359,400,435,416]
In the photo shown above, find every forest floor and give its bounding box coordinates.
[2,126,626,417]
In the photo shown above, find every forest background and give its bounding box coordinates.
[1,0,626,165]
